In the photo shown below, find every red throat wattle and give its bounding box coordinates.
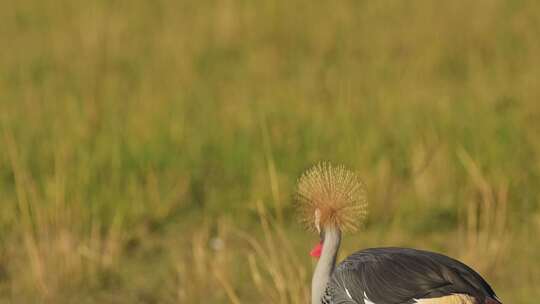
[310,241,323,258]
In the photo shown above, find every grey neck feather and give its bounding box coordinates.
[311,226,341,304]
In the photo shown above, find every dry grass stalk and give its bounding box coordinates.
[177,222,212,302]
[260,113,283,223]
[457,149,509,275]
[236,200,309,304]
[176,219,241,304]
[3,130,122,300]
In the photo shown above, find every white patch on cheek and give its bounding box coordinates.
[315,208,321,233]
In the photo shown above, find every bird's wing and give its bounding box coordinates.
[327,247,500,304]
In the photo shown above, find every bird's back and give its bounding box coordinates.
[326,247,500,304]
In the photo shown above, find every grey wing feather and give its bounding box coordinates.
[325,247,499,304]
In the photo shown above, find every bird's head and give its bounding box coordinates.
[296,162,368,259]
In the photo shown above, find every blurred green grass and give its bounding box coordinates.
[1,0,540,303]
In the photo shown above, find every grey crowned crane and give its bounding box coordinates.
[296,163,502,304]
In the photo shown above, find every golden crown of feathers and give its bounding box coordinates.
[296,162,368,232]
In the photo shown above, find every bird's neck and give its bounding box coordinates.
[312,226,341,304]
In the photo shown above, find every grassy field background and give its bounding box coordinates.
[1,0,540,303]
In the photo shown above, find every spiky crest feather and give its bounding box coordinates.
[296,162,367,232]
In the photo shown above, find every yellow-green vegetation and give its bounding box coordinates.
[1,0,540,303]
